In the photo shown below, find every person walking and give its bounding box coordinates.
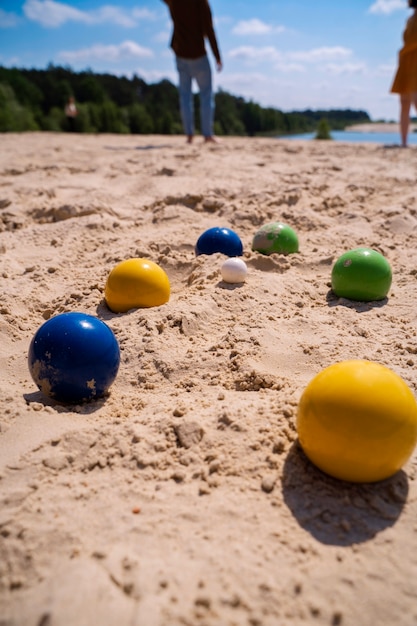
[162,0,222,143]
[390,0,417,147]
[64,96,78,132]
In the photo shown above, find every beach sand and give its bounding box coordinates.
[346,121,417,133]
[1,132,417,626]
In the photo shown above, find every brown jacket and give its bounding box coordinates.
[162,0,221,64]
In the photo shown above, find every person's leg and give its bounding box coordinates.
[176,57,194,141]
[193,55,214,140]
[400,94,411,147]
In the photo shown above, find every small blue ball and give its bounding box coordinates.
[195,227,243,257]
[28,312,120,404]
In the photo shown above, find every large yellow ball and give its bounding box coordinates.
[105,258,170,313]
[297,360,417,482]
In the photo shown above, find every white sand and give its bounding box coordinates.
[1,132,417,626]
[346,122,417,133]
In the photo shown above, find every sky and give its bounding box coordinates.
[0,0,414,121]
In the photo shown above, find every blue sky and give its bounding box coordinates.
[0,0,413,121]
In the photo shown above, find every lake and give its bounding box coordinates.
[277,129,417,145]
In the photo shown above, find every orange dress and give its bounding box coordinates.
[391,12,417,94]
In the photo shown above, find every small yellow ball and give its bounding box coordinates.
[297,360,417,482]
[105,258,170,313]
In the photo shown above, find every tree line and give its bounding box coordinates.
[0,65,371,136]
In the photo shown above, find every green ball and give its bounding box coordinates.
[331,248,392,301]
[252,222,299,255]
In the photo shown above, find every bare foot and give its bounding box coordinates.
[204,136,219,144]
[186,135,193,144]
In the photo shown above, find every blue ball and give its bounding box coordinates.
[195,227,243,257]
[28,312,120,404]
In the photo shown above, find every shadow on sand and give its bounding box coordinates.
[23,390,108,413]
[104,144,173,151]
[326,289,388,312]
[282,441,408,546]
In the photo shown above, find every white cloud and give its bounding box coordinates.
[232,18,285,36]
[0,8,19,28]
[368,0,407,15]
[289,47,352,63]
[228,45,354,73]
[0,55,20,67]
[228,46,283,62]
[376,62,396,75]
[216,71,272,101]
[155,29,171,44]
[219,71,269,86]
[131,68,177,84]
[88,6,138,28]
[23,0,156,28]
[215,68,398,120]
[24,0,94,27]
[132,8,156,21]
[274,62,305,73]
[323,62,367,75]
[59,40,153,63]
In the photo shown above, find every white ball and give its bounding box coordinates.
[221,257,248,284]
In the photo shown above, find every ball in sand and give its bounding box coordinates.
[297,360,417,483]
[195,227,243,257]
[331,247,392,301]
[221,257,248,283]
[252,222,299,255]
[105,258,170,313]
[28,312,120,404]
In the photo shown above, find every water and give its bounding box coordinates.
[278,130,417,145]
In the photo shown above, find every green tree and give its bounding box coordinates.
[85,103,102,133]
[0,68,43,109]
[0,83,38,131]
[0,65,372,136]
[128,103,154,133]
[41,106,65,131]
[98,100,129,133]
[214,90,246,135]
[242,101,263,136]
[315,118,332,140]
[78,74,105,104]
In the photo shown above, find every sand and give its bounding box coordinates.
[346,122,417,134]
[1,132,417,626]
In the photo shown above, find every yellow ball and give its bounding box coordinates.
[297,360,417,482]
[105,258,170,313]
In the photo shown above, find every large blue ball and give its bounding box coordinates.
[195,227,243,257]
[28,312,120,404]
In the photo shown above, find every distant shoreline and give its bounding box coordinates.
[346,122,417,133]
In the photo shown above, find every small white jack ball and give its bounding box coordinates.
[221,257,248,284]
